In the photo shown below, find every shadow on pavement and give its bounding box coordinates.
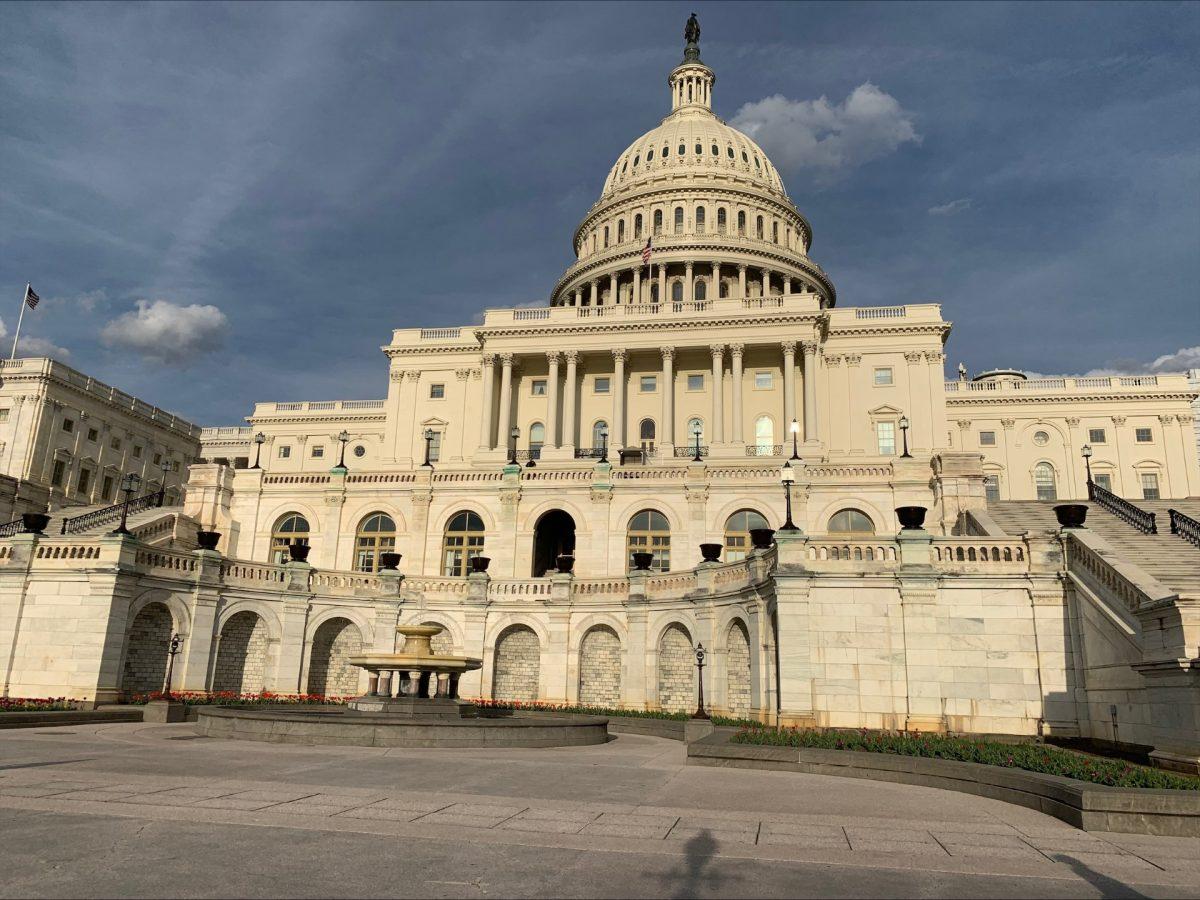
[1058,855,1152,900]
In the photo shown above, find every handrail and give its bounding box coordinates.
[60,490,165,535]
[1168,509,1200,549]
[745,444,783,457]
[673,446,709,458]
[1087,481,1156,534]
[0,517,24,538]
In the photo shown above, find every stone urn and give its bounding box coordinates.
[20,512,50,535]
[470,555,491,574]
[1054,504,1088,529]
[555,554,575,574]
[287,542,311,563]
[631,551,654,571]
[379,551,402,570]
[749,528,776,550]
[896,506,927,530]
[699,543,722,563]
[195,530,221,551]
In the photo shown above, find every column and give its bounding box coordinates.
[497,353,514,448]
[562,351,579,452]
[574,288,582,307]
[589,280,598,306]
[609,272,618,305]
[632,266,642,305]
[783,276,792,296]
[478,353,496,451]
[737,264,747,298]
[612,349,627,450]
[762,268,771,297]
[801,341,818,443]
[546,352,561,449]
[730,344,744,444]
[782,342,797,437]
[710,344,725,444]
[658,263,667,305]
[685,262,694,304]
[661,347,675,448]
[711,262,720,299]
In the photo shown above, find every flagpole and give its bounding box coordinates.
[10,284,29,361]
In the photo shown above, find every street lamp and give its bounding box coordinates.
[110,472,142,536]
[691,422,703,462]
[157,458,171,505]
[508,425,520,465]
[692,642,710,720]
[599,426,609,463]
[336,430,350,468]
[790,417,800,460]
[161,633,181,694]
[780,461,797,531]
[251,432,266,469]
[899,415,912,458]
[1082,444,1094,489]
[423,428,435,468]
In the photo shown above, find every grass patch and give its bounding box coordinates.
[0,697,75,712]
[732,728,1200,791]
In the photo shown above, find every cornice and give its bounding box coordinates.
[247,414,389,425]
[946,392,1198,407]
[473,311,825,342]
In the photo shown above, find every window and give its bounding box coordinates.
[687,374,704,391]
[627,510,670,572]
[876,421,896,455]
[76,468,91,495]
[984,474,1001,502]
[639,418,656,452]
[742,150,749,163]
[695,280,707,302]
[633,154,640,167]
[634,214,642,238]
[528,423,544,459]
[1141,473,1160,500]
[1094,473,1112,492]
[979,431,996,446]
[873,367,894,386]
[311,445,324,458]
[51,459,65,487]
[724,510,770,561]
[592,420,609,448]
[686,417,704,443]
[353,445,366,458]
[772,222,779,243]
[618,220,625,243]
[695,142,702,155]
[653,210,663,234]
[754,372,773,389]
[270,514,310,563]
[87,428,97,442]
[101,475,114,502]
[603,226,608,248]
[133,445,142,459]
[1135,427,1153,443]
[756,216,764,239]
[829,509,875,534]
[1035,463,1057,500]
[646,149,654,161]
[1088,428,1106,444]
[1033,430,1050,447]
[442,511,485,576]
[674,207,684,234]
[695,206,705,233]
[0,408,7,423]
[429,383,445,399]
[278,445,291,459]
[737,211,746,236]
[428,430,442,462]
[717,207,727,233]
[355,513,397,573]
[594,377,610,394]
[531,379,547,396]
[727,146,734,158]
[640,375,657,393]
[678,143,685,156]
[233,457,249,469]
[62,419,74,433]
[671,281,683,302]
[111,437,121,451]
[755,415,774,453]
[711,143,719,156]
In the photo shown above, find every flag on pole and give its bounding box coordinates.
[23,285,40,310]
[641,237,653,266]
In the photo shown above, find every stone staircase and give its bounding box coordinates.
[2,500,193,546]
[987,499,1200,598]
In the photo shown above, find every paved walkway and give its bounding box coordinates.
[1,722,1198,898]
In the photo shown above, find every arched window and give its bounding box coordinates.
[639,418,656,452]
[603,226,609,248]
[355,512,397,572]
[653,209,663,235]
[695,280,707,302]
[727,146,734,158]
[755,415,774,453]
[633,154,640,168]
[678,142,685,156]
[725,509,769,562]
[270,513,309,564]
[695,142,702,155]
[717,207,727,233]
[662,144,668,157]
[737,211,746,236]
[647,148,654,162]
[529,422,545,460]
[756,216,764,239]
[828,509,875,535]
[687,417,704,443]
[772,222,779,243]
[674,207,684,234]
[695,206,705,233]
[650,282,659,303]
[711,143,719,156]
[617,220,625,243]
[1035,463,1057,500]
[634,213,642,239]
[592,420,608,449]
[628,510,670,572]
[671,281,683,302]
[442,511,485,576]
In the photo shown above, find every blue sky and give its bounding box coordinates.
[2,1,1197,425]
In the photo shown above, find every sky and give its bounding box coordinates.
[1,1,1198,426]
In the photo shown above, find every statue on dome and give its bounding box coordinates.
[684,13,700,46]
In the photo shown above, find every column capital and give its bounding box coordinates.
[403,370,421,382]
[801,340,818,356]
[481,352,496,366]
[660,346,675,361]
[500,352,515,366]
[781,340,797,355]
[709,343,725,358]
[564,349,579,364]
[1158,414,1176,424]
[546,351,561,365]
[612,348,627,363]
[737,263,748,272]
[729,343,744,358]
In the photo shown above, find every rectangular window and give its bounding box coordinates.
[1088,428,1106,444]
[133,445,142,459]
[51,459,66,487]
[594,377,610,394]
[984,475,1000,502]
[76,468,91,495]
[153,452,162,465]
[101,475,114,501]
[429,431,442,462]
[1094,473,1112,492]
[311,445,324,458]
[1141,473,1160,500]
[87,428,98,442]
[278,445,291,459]
[429,383,445,399]
[0,409,9,423]
[111,437,121,451]
[873,367,894,386]
[686,373,704,391]
[979,431,996,446]
[233,457,249,469]
[531,379,547,396]
[754,372,773,389]
[876,421,896,455]
[1135,427,1153,443]
[61,419,74,433]
[640,375,657,392]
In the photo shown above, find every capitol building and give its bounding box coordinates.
[1,24,1198,773]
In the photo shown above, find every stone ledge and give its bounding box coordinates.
[686,731,1200,837]
[0,709,143,729]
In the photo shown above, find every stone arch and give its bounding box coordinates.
[613,497,684,534]
[492,624,540,701]
[212,611,270,693]
[405,614,463,654]
[810,496,890,535]
[432,502,496,535]
[519,497,591,532]
[578,625,622,706]
[305,617,362,697]
[724,619,752,718]
[712,498,773,533]
[656,622,694,713]
[120,602,174,695]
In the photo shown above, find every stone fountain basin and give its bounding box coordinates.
[346,654,482,673]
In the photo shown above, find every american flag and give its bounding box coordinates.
[23,285,40,310]
[641,237,652,266]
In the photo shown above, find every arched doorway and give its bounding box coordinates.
[121,602,173,696]
[306,617,363,697]
[532,509,575,577]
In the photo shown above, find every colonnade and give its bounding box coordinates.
[562,262,809,308]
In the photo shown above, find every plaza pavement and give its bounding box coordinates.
[0,722,1198,899]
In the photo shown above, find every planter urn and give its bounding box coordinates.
[1054,504,1088,529]
[699,543,722,563]
[748,528,776,550]
[195,530,221,551]
[555,554,575,574]
[20,512,50,535]
[631,551,654,571]
[469,555,491,574]
[379,551,402,570]
[287,542,311,563]
[896,506,928,530]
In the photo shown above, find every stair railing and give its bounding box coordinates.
[1168,508,1200,549]
[0,517,24,538]
[59,489,165,535]
[1087,480,1157,534]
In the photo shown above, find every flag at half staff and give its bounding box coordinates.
[23,285,40,309]
[641,237,652,266]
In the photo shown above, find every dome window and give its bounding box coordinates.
[603,226,609,248]
[674,206,684,234]
[756,216,764,239]
[671,281,683,302]
[618,220,625,243]
[772,222,779,243]
[717,208,727,233]
[737,211,746,236]
[621,160,627,173]
[741,151,749,163]
[695,206,705,234]
[634,214,643,239]
[663,144,669,157]
[695,280,707,302]
[754,156,761,168]
[647,149,655,161]
[678,143,685,156]
[727,146,735,159]
[633,154,640,167]
[653,209,663,235]
[695,142,702,155]
[711,143,719,156]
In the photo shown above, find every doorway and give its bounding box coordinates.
[532,509,576,576]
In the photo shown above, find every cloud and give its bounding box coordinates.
[0,318,71,359]
[731,83,920,182]
[1082,345,1200,376]
[928,198,973,216]
[99,299,228,364]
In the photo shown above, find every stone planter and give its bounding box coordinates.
[555,554,575,574]
[379,552,402,570]
[699,543,722,562]
[287,542,311,563]
[1054,504,1088,529]
[195,530,221,551]
[896,506,927,530]
[631,551,654,571]
[21,513,50,535]
[749,528,775,550]
[470,555,491,574]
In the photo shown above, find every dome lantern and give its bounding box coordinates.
[669,14,714,113]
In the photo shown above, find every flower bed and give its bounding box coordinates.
[127,691,351,707]
[470,698,760,728]
[733,727,1200,791]
[0,697,75,713]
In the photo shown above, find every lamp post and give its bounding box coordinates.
[157,458,171,505]
[899,415,912,458]
[110,472,141,536]
[692,642,710,720]
[691,422,703,462]
[1082,443,1094,491]
[599,426,609,463]
[422,428,435,468]
[508,426,520,466]
[780,461,797,531]
[336,430,350,469]
[790,417,800,460]
[161,633,181,694]
[251,431,265,469]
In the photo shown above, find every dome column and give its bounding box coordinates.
[573,288,582,307]
[589,279,598,307]
[737,265,747,299]
[762,268,772,297]
[711,262,720,298]
[685,262,694,304]
[658,263,667,306]
[783,276,793,296]
[609,272,618,306]
[632,266,642,305]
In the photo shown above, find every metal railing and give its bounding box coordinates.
[60,490,165,535]
[574,448,607,459]
[0,517,24,538]
[673,446,709,458]
[1168,509,1200,549]
[1087,480,1156,534]
[745,444,784,457]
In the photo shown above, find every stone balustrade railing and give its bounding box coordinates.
[945,373,1189,394]
[804,540,899,565]
[933,539,1027,568]
[1062,530,1175,614]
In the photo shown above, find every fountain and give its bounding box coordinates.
[346,624,482,718]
